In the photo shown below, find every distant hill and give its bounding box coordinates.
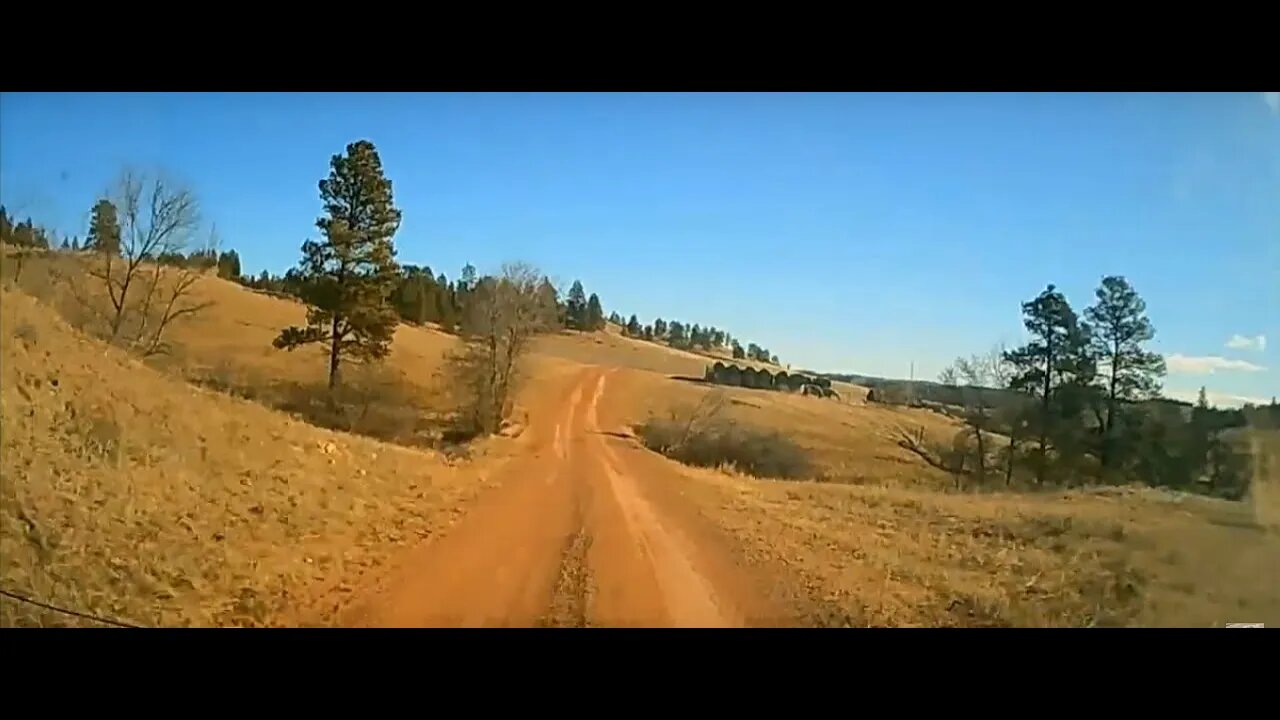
[818,371,1207,420]
[819,372,1030,412]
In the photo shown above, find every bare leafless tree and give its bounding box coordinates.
[670,389,730,451]
[894,423,965,486]
[83,169,212,355]
[985,343,1023,486]
[447,262,558,436]
[939,347,1011,485]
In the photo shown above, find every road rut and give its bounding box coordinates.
[335,366,782,628]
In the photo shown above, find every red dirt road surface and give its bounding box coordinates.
[331,366,790,628]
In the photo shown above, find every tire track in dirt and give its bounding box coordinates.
[330,364,780,627]
[332,371,586,628]
[578,370,734,627]
[586,368,798,627]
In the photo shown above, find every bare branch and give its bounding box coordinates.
[447,261,557,436]
[80,168,210,351]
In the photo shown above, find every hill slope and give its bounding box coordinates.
[0,285,497,627]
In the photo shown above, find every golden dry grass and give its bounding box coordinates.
[609,368,961,489]
[533,328,795,379]
[533,329,715,377]
[161,273,461,396]
[0,285,512,627]
[4,249,1276,628]
[1248,428,1280,531]
[603,368,1280,627]
[3,251,461,418]
[650,468,1280,626]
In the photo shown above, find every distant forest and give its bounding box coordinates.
[0,204,781,366]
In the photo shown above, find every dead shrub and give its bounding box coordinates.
[189,359,262,402]
[635,392,814,480]
[274,362,433,447]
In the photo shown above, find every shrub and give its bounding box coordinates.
[635,397,814,480]
[274,364,434,448]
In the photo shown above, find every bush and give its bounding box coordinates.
[272,364,440,448]
[635,414,814,480]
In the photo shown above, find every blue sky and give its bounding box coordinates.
[2,92,1276,407]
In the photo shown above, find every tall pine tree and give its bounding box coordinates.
[536,277,562,329]
[1084,275,1166,472]
[86,199,121,255]
[273,140,402,389]
[565,280,588,330]
[627,314,642,337]
[668,321,687,347]
[1004,284,1091,484]
[586,293,605,331]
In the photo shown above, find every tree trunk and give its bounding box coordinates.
[1005,433,1015,486]
[975,423,986,482]
[1038,335,1053,485]
[327,315,341,390]
[1101,338,1118,472]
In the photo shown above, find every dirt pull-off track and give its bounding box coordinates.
[330,366,788,628]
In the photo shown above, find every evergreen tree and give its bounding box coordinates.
[1004,284,1092,484]
[627,314,642,337]
[668,321,687,347]
[85,199,121,254]
[7,218,50,249]
[1084,275,1166,472]
[273,140,403,389]
[565,280,588,330]
[586,292,605,331]
[536,277,562,329]
[216,250,242,280]
[392,264,440,324]
[732,341,745,360]
[452,263,475,314]
[654,318,667,338]
[609,311,623,326]
[459,263,478,292]
[643,325,654,341]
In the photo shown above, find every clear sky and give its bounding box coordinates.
[2,92,1276,407]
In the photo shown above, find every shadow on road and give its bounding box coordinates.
[669,375,711,385]
[595,430,636,442]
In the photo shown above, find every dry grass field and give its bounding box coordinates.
[3,248,1276,627]
[598,370,1280,627]
[0,279,519,627]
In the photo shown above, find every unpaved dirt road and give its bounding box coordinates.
[333,366,789,627]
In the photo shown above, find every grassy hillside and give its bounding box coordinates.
[0,283,508,627]
[587,368,1280,626]
[5,247,1276,628]
[665,466,1280,627]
